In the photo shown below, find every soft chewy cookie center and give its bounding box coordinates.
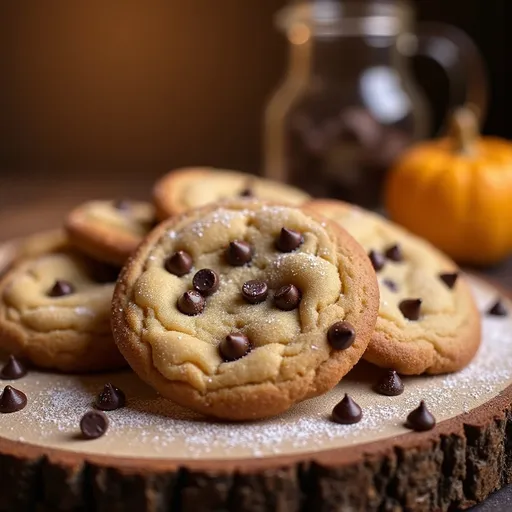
[131,206,350,393]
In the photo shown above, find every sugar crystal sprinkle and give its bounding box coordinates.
[0,279,511,460]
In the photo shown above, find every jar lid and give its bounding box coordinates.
[276,0,412,38]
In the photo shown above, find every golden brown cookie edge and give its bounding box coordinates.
[305,199,482,375]
[112,199,379,420]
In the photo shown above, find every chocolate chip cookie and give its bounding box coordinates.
[306,200,481,375]
[0,249,126,373]
[152,167,311,220]
[65,200,156,266]
[112,199,379,420]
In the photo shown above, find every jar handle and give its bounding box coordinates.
[407,23,488,129]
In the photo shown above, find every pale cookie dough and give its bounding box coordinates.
[0,249,126,373]
[306,200,481,375]
[112,199,379,420]
[152,167,311,220]
[65,200,156,266]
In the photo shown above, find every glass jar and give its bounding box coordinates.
[263,0,487,209]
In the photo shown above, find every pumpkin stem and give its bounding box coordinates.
[448,105,480,155]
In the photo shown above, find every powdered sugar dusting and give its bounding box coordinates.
[0,277,511,461]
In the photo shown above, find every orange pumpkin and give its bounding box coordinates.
[385,106,512,265]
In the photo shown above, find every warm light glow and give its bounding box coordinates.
[288,23,310,45]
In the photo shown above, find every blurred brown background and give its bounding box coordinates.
[0,0,509,238]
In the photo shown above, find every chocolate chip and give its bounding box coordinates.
[399,299,422,321]
[225,241,253,266]
[368,250,385,272]
[487,299,508,317]
[177,291,205,316]
[274,284,301,311]
[0,356,27,380]
[219,333,251,362]
[331,394,362,424]
[405,401,436,431]
[95,383,126,411]
[327,321,356,350]
[193,269,219,296]
[48,280,74,297]
[113,199,130,211]
[276,227,304,252]
[242,280,268,304]
[80,410,109,439]
[382,279,398,292]
[439,272,459,289]
[239,188,253,197]
[165,251,193,276]
[0,385,27,413]
[374,370,404,396]
[385,244,403,262]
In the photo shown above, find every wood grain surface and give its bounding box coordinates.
[1,180,512,511]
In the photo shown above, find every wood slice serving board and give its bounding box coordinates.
[0,241,512,512]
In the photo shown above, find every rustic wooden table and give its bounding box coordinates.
[1,173,511,510]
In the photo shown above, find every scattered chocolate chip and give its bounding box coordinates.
[95,383,126,411]
[385,244,403,262]
[487,299,508,317]
[0,356,27,380]
[399,299,422,321]
[48,280,74,297]
[274,284,301,311]
[177,291,205,316]
[368,250,385,272]
[327,321,356,350]
[276,227,304,252]
[242,280,268,304]
[374,370,404,396]
[80,410,109,439]
[0,385,27,413]
[331,394,362,424]
[219,333,251,362]
[382,279,398,292]
[405,401,436,431]
[113,199,130,211]
[165,251,193,276]
[239,188,253,197]
[193,269,219,296]
[439,272,459,289]
[225,241,253,266]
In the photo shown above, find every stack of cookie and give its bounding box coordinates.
[0,167,483,421]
